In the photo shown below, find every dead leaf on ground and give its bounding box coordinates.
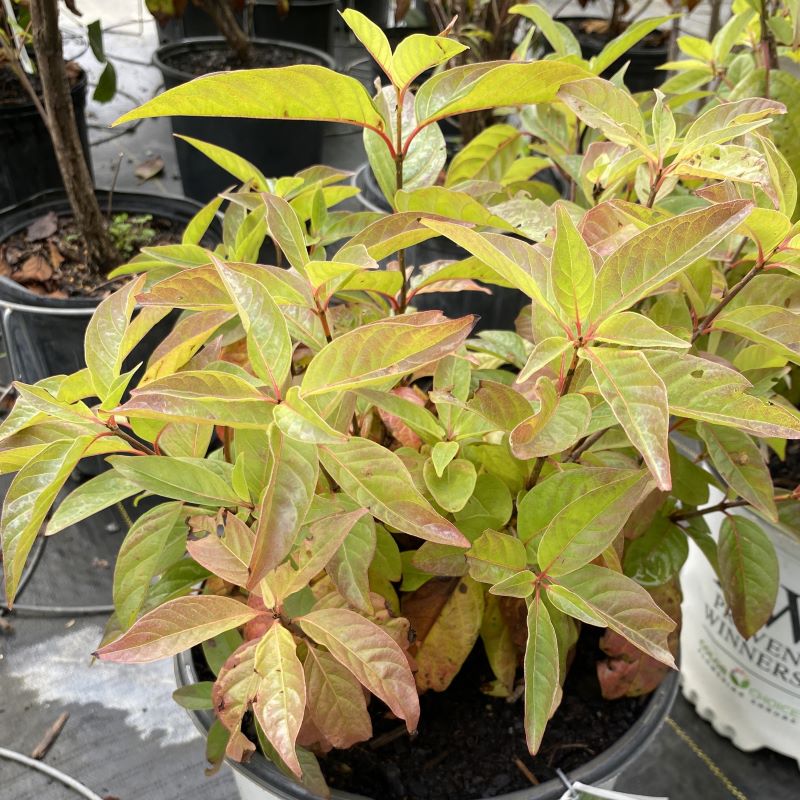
[16,254,53,283]
[48,241,65,268]
[26,212,58,242]
[135,155,165,181]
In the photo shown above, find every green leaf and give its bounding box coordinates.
[718,515,779,638]
[298,608,419,729]
[430,441,459,478]
[107,455,241,506]
[304,646,372,749]
[95,595,259,662]
[263,194,310,274]
[118,370,276,429]
[697,423,777,521]
[547,564,676,666]
[714,305,800,365]
[274,386,347,444]
[445,124,525,187]
[46,471,140,535]
[519,338,572,382]
[592,200,752,319]
[581,347,671,490]
[301,312,474,396]
[593,311,689,349]
[173,682,214,710]
[591,15,676,75]
[422,458,477,513]
[551,205,595,329]
[454,473,513,539]
[392,34,468,90]
[114,502,186,629]
[176,135,267,189]
[623,516,688,588]
[414,60,589,126]
[524,595,560,755]
[467,530,527,585]
[1,436,93,604]
[510,392,591,460]
[252,622,306,777]
[537,469,649,577]
[183,196,223,246]
[326,506,376,614]
[85,276,143,402]
[359,389,445,445]
[489,570,536,598]
[248,427,318,586]
[188,511,254,587]
[468,380,533,432]
[214,258,292,393]
[320,437,469,547]
[115,64,387,134]
[480,593,518,694]
[645,350,800,438]
[511,4,581,58]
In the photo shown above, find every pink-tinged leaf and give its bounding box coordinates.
[301,311,475,397]
[304,646,372,749]
[550,205,595,329]
[591,200,752,319]
[581,347,671,490]
[510,393,591,460]
[319,437,469,547]
[413,575,485,691]
[212,639,259,760]
[137,265,231,309]
[718,515,779,639]
[188,511,255,587]
[468,380,532,432]
[467,530,527,585]
[298,607,420,730]
[697,423,777,522]
[2,435,93,605]
[524,594,560,755]
[118,370,276,429]
[95,595,260,663]
[644,350,800,439]
[713,304,800,365]
[547,564,676,667]
[248,427,318,587]
[253,622,306,777]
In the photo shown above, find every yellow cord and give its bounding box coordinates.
[666,717,749,800]
[115,500,134,531]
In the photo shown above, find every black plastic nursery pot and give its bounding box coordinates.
[175,648,679,800]
[0,68,91,208]
[154,37,335,203]
[155,0,338,53]
[554,18,669,94]
[0,189,219,385]
[353,163,530,332]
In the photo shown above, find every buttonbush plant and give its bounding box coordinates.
[3,10,800,797]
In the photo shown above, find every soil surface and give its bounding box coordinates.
[769,439,800,489]
[0,210,180,298]
[0,61,82,106]
[321,634,645,800]
[162,42,325,79]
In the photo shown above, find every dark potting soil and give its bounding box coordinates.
[0,210,180,298]
[161,42,326,79]
[0,61,82,106]
[193,630,647,800]
[322,635,645,800]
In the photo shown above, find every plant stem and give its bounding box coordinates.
[29,0,118,272]
[691,261,762,343]
[107,423,156,456]
[196,0,251,63]
[567,428,608,462]
[395,90,408,312]
[671,492,797,521]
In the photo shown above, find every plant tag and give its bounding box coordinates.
[558,783,668,800]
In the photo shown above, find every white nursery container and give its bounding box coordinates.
[680,490,800,766]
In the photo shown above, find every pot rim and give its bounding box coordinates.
[153,36,335,83]
[0,188,212,312]
[174,648,678,800]
[0,66,87,118]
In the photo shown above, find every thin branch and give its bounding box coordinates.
[691,261,762,343]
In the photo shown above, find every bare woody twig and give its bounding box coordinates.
[30,712,69,760]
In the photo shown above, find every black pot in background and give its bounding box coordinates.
[0,189,220,386]
[175,647,678,800]
[352,0,391,24]
[0,69,91,209]
[154,38,335,203]
[155,0,338,53]
[353,163,529,333]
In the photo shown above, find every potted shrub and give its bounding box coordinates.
[0,0,221,385]
[146,0,336,200]
[4,12,800,800]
